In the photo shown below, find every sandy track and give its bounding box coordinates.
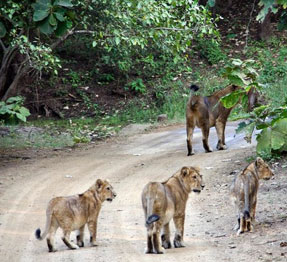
[0,123,286,262]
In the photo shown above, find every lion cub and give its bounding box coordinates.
[35,179,116,252]
[141,166,204,254]
[230,157,274,235]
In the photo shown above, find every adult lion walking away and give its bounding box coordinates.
[186,84,240,156]
[35,179,116,252]
[141,166,204,254]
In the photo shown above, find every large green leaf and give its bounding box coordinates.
[257,0,278,21]
[49,14,57,26]
[19,107,31,117]
[38,17,54,34]
[32,0,51,22]
[16,113,27,122]
[256,127,272,156]
[55,21,68,36]
[220,91,241,109]
[271,130,286,150]
[54,0,73,7]
[227,75,245,86]
[0,22,7,38]
[272,118,287,135]
[54,11,65,22]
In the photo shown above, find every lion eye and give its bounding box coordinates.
[107,187,110,190]
[192,175,197,179]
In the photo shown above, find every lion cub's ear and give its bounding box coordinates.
[96,179,104,189]
[255,157,264,167]
[181,167,189,176]
[193,167,200,173]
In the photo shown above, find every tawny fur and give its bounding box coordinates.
[230,157,274,235]
[186,84,240,156]
[141,166,204,254]
[35,179,116,252]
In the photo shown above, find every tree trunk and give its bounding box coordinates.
[257,10,272,41]
[1,62,29,101]
[0,46,18,98]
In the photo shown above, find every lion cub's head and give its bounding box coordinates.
[180,166,204,193]
[255,157,274,180]
[94,179,117,202]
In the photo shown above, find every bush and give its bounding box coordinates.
[197,39,226,65]
[0,96,30,124]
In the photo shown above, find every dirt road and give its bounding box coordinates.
[0,123,286,262]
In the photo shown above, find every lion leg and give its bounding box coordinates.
[233,216,240,231]
[250,198,257,222]
[237,213,246,236]
[88,221,98,246]
[153,223,165,254]
[215,120,227,150]
[173,216,185,248]
[161,223,171,249]
[76,225,85,247]
[145,230,153,254]
[62,230,79,250]
[186,123,195,156]
[46,218,58,252]
[201,125,213,153]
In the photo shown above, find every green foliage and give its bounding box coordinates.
[237,106,287,159]
[0,96,30,124]
[257,0,278,22]
[126,79,146,94]
[197,39,226,64]
[220,58,259,110]
[32,0,73,35]
[258,48,287,84]
[218,58,287,158]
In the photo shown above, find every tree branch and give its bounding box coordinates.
[50,28,75,50]
[0,39,6,52]
[244,0,256,49]
[154,27,186,31]
[51,29,96,50]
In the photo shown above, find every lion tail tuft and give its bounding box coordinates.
[244,210,250,219]
[146,214,160,225]
[190,84,200,92]
[35,228,43,240]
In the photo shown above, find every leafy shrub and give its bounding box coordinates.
[197,39,226,65]
[126,78,146,94]
[237,106,287,159]
[0,96,30,124]
[220,58,287,159]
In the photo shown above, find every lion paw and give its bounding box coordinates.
[77,241,84,247]
[144,248,153,254]
[162,241,172,249]
[205,148,213,153]
[154,247,165,254]
[237,229,243,236]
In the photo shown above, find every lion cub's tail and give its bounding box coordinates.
[146,214,160,225]
[243,177,251,220]
[190,84,200,92]
[35,205,53,240]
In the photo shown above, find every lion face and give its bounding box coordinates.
[96,179,117,202]
[255,157,274,180]
[180,166,204,193]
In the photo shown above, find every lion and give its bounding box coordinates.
[230,157,274,235]
[141,166,204,254]
[186,84,241,156]
[35,179,116,252]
